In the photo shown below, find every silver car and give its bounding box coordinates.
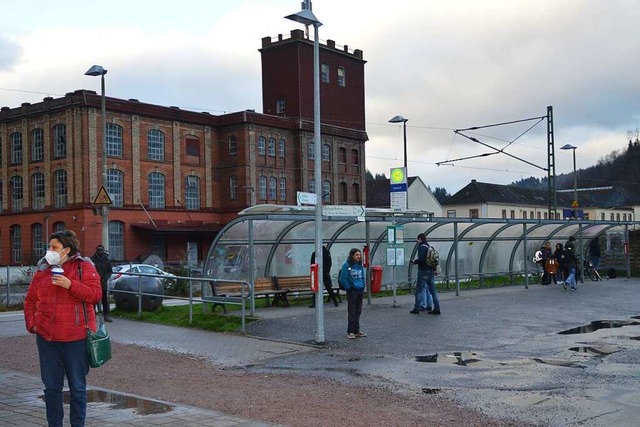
[107,264,176,290]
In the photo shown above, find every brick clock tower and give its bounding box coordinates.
[260,29,366,131]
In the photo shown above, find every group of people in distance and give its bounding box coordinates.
[535,236,600,291]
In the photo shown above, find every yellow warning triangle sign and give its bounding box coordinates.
[93,186,113,205]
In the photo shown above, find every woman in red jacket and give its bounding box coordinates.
[24,230,102,427]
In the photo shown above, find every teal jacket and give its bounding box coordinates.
[339,260,365,291]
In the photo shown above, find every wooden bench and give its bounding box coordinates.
[272,275,342,307]
[206,277,287,313]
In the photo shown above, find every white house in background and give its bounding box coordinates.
[366,176,443,215]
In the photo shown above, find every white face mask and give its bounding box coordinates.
[45,250,62,266]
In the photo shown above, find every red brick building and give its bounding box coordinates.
[0,31,367,265]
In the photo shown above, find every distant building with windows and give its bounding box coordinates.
[0,29,367,265]
[443,179,636,221]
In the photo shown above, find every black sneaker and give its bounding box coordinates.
[428,309,441,315]
[409,309,420,314]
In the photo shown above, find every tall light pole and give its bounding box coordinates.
[85,65,109,252]
[286,4,324,344]
[560,144,578,215]
[388,115,409,175]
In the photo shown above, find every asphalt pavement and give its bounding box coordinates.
[2,277,640,426]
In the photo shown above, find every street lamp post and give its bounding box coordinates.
[285,6,324,343]
[85,65,109,252]
[388,115,409,175]
[560,144,578,214]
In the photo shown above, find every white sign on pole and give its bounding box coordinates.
[390,192,407,212]
[386,248,396,266]
[322,205,366,218]
[297,191,317,206]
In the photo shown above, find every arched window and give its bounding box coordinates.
[350,149,359,166]
[228,136,237,156]
[53,124,67,158]
[279,177,286,201]
[10,175,23,212]
[106,123,123,157]
[322,144,330,162]
[148,172,165,208]
[53,170,67,208]
[340,182,348,204]
[308,142,315,160]
[309,179,315,193]
[229,175,238,200]
[53,221,66,233]
[352,183,361,203]
[278,139,285,158]
[31,173,45,210]
[147,129,165,161]
[31,128,44,161]
[259,176,267,200]
[10,225,22,264]
[338,147,347,164]
[185,175,200,210]
[268,138,276,156]
[107,169,124,207]
[258,136,266,155]
[10,132,22,165]
[322,180,331,202]
[31,223,45,262]
[269,177,277,200]
[108,221,125,261]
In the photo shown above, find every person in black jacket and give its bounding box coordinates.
[310,245,340,307]
[90,245,113,321]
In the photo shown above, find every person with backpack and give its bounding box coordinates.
[339,248,367,339]
[564,236,578,290]
[410,233,441,315]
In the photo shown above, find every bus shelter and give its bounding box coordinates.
[202,205,634,312]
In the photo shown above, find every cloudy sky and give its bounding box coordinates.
[1,0,638,195]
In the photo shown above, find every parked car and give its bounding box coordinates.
[107,264,176,290]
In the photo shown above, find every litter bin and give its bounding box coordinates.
[370,265,383,293]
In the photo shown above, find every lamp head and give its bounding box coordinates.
[85,65,107,77]
[285,8,322,27]
[389,115,408,124]
[560,144,577,150]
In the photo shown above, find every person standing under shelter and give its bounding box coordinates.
[410,233,441,315]
[339,248,367,339]
[24,230,103,427]
[310,245,340,308]
[91,245,113,322]
[589,238,601,270]
[565,236,578,290]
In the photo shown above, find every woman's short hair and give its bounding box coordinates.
[49,230,80,255]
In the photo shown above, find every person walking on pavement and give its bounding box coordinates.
[24,230,103,427]
[310,245,340,307]
[90,245,113,322]
[565,236,578,290]
[339,248,367,339]
[411,233,441,315]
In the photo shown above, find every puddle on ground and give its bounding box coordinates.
[558,320,640,335]
[569,345,621,356]
[416,351,479,366]
[40,390,174,415]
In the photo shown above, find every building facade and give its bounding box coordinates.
[0,32,368,266]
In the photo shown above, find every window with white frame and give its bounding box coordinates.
[10,133,22,165]
[309,179,315,194]
[31,173,45,210]
[106,124,123,157]
[185,175,200,210]
[148,172,165,208]
[278,139,285,158]
[268,138,276,156]
[259,176,267,200]
[308,142,315,160]
[322,180,331,202]
[258,136,266,155]
[279,177,286,201]
[31,128,44,162]
[276,98,285,114]
[147,129,165,161]
[337,66,345,87]
[11,225,22,263]
[321,63,329,83]
[447,210,456,218]
[269,177,277,200]
[228,136,237,155]
[108,221,124,261]
[53,124,66,158]
[322,144,330,162]
[53,221,66,232]
[53,170,67,208]
[10,175,23,212]
[107,169,123,207]
[229,175,238,200]
[31,223,45,262]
